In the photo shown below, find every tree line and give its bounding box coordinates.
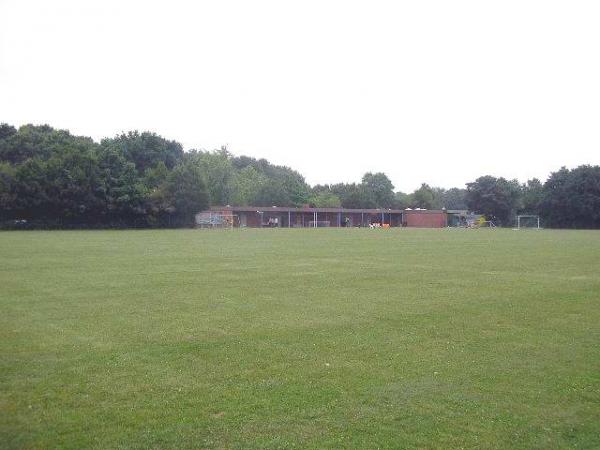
[1,123,599,228]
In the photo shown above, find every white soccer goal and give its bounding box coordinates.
[516,215,540,230]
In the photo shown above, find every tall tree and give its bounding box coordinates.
[0,124,97,165]
[0,123,17,141]
[441,188,468,210]
[521,178,543,214]
[39,146,102,221]
[362,172,395,208]
[230,166,267,206]
[230,154,310,206]
[392,191,412,209]
[4,127,102,222]
[96,146,146,222]
[254,180,294,206]
[331,183,377,209]
[188,147,235,206]
[0,162,16,219]
[411,183,437,209]
[161,161,209,226]
[466,176,521,224]
[540,166,600,228]
[100,131,184,174]
[310,191,342,208]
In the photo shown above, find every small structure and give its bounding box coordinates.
[446,210,469,227]
[402,209,448,228]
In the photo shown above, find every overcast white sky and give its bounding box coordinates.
[1,1,599,192]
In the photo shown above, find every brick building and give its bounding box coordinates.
[196,206,450,228]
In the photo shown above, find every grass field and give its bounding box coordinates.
[1,228,599,449]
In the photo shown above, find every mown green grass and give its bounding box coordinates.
[1,228,599,449]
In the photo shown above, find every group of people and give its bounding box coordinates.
[265,217,279,227]
[368,222,391,229]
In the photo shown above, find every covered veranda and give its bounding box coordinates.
[206,206,406,228]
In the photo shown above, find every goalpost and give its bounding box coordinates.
[516,215,540,230]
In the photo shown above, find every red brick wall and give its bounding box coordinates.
[248,212,262,227]
[404,212,447,228]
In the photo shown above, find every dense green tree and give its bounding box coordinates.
[392,191,412,209]
[521,178,543,214]
[2,122,600,229]
[11,158,51,219]
[0,162,16,219]
[331,183,377,209]
[466,176,521,224]
[0,124,178,225]
[311,184,334,195]
[230,166,266,206]
[310,191,342,208]
[161,161,209,225]
[5,129,102,222]
[411,183,437,209]
[0,124,97,165]
[540,166,600,228]
[188,148,235,205]
[142,161,170,191]
[440,187,468,210]
[0,123,17,141]
[362,172,395,208]
[230,154,310,206]
[278,170,310,206]
[100,131,183,174]
[96,146,146,221]
[254,180,294,206]
[40,146,102,221]
[402,186,466,210]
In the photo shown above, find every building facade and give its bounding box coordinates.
[196,206,451,228]
[402,210,448,228]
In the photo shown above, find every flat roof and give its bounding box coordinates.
[209,206,447,214]
[402,209,447,214]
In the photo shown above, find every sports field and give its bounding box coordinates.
[1,228,599,449]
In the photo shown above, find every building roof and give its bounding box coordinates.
[209,206,447,214]
[402,209,447,214]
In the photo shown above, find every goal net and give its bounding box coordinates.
[516,215,540,229]
[308,220,331,228]
[195,212,236,229]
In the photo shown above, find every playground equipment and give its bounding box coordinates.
[195,212,236,229]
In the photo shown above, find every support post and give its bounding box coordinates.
[288,211,291,228]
